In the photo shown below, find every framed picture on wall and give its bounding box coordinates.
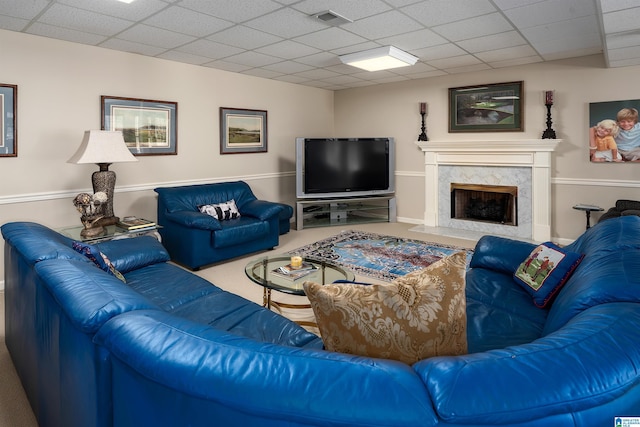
[448,81,523,133]
[101,96,177,156]
[589,99,640,163]
[0,83,17,157]
[220,107,267,154]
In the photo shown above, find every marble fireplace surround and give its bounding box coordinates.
[415,140,559,242]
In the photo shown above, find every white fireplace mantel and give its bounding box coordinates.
[415,139,560,242]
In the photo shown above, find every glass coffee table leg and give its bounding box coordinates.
[263,287,271,309]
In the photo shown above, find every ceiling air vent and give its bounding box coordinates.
[312,10,353,26]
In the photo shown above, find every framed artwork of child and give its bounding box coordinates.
[589,99,640,163]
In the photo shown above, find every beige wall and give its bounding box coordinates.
[2,29,640,283]
[334,54,640,241]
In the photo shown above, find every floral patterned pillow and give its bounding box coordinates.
[304,251,468,365]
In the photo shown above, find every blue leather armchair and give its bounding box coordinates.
[154,181,284,270]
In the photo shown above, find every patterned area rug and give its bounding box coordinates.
[287,230,473,282]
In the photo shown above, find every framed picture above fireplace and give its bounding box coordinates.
[448,81,523,133]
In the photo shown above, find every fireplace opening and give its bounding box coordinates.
[451,183,518,226]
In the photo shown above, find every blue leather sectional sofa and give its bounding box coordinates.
[2,216,640,426]
[154,181,290,270]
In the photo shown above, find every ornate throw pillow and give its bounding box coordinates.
[72,241,126,283]
[198,199,241,220]
[513,242,584,308]
[304,251,468,365]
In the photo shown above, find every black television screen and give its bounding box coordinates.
[296,137,395,199]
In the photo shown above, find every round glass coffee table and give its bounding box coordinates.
[244,256,354,310]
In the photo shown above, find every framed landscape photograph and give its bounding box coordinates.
[589,99,640,163]
[101,96,177,156]
[449,81,523,133]
[0,83,17,157]
[220,107,267,154]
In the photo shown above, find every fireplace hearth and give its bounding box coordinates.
[451,183,517,226]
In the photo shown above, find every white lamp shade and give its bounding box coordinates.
[339,46,418,72]
[68,130,138,164]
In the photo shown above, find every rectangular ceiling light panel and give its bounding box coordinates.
[340,46,418,71]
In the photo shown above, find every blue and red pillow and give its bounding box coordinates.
[72,241,126,283]
[513,242,583,308]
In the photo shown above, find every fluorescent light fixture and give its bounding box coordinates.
[116,0,136,3]
[339,46,418,72]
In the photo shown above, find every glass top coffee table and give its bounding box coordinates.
[245,256,354,309]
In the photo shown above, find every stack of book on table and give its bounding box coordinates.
[116,216,156,231]
[272,262,318,281]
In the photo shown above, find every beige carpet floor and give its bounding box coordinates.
[0,221,476,426]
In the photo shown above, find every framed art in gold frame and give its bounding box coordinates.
[449,81,523,133]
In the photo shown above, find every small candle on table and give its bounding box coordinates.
[290,256,302,269]
[545,91,554,105]
[420,102,427,114]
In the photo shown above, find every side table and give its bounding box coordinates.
[573,204,604,230]
[58,224,161,243]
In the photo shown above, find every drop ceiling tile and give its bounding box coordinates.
[223,51,284,67]
[207,25,282,50]
[377,28,448,51]
[391,62,438,74]
[262,60,315,74]
[292,0,391,20]
[241,68,284,79]
[273,74,314,84]
[0,15,30,31]
[433,13,515,42]
[245,8,327,38]
[27,22,107,45]
[323,63,363,74]
[176,39,244,59]
[294,27,367,50]
[606,32,640,49]
[100,38,167,56]
[457,31,527,53]
[522,16,601,52]
[400,0,496,27]
[475,45,538,62]
[342,10,423,39]
[157,50,212,65]
[117,24,196,49]
[255,40,320,60]
[143,6,233,37]
[444,63,493,74]
[428,54,483,69]
[599,0,640,13]
[38,3,133,37]
[57,0,168,21]
[295,51,341,67]
[331,41,380,55]
[202,60,253,73]
[606,44,640,61]
[492,0,546,10]
[0,0,50,20]
[488,55,543,68]
[178,0,283,22]
[412,43,468,61]
[320,74,368,85]
[293,68,342,80]
[602,8,640,34]
[502,0,596,28]
[610,57,640,67]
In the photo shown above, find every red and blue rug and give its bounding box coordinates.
[287,230,473,282]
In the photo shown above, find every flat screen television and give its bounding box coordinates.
[296,137,395,199]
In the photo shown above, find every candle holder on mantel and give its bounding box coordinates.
[418,102,429,141]
[542,90,557,139]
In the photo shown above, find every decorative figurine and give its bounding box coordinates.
[73,191,108,237]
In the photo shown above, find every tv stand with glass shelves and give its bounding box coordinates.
[295,195,396,230]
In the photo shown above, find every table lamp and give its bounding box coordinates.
[68,130,138,226]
